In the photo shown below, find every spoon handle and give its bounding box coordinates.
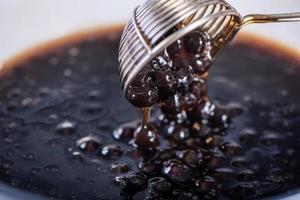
[242,12,300,26]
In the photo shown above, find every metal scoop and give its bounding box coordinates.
[118,0,300,91]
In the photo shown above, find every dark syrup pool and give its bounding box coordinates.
[0,26,300,200]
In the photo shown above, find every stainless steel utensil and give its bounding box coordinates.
[118,0,300,91]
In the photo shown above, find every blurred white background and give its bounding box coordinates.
[0,0,299,63]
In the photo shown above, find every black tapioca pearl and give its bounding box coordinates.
[100,144,123,160]
[183,31,207,55]
[213,167,236,181]
[195,176,216,193]
[165,123,190,142]
[189,56,211,76]
[168,58,191,71]
[236,169,256,181]
[219,141,242,156]
[162,159,191,182]
[127,172,147,187]
[76,135,102,153]
[231,157,249,168]
[133,122,160,150]
[148,177,171,192]
[176,149,203,167]
[226,182,258,200]
[205,151,225,169]
[260,131,281,146]
[56,120,76,135]
[174,67,194,93]
[113,126,134,141]
[110,162,130,174]
[149,69,177,96]
[161,94,184,116]
[239,128,257,145]
[182,80,206,110]
[125,84,158,108]
[165,40,184,59]
[138,161,156,174]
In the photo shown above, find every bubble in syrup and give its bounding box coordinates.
[20,153,36,161]
[31,168,41,175]
[43,165,59,173]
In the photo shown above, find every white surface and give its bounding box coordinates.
[0,0,300,63]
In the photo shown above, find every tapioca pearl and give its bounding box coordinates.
[174,67,194,93]
[239,128,258,145]
[149,69,177,96]
[236,169,256,181]
[162,159,191,182]
[133,122,160,150]
[110,162,130,174]
[219,141,242,157]
[195,176,216,193]
[113,176,129,190]
[138,161,156,174]
[209,108,231,131]
[176,149,203,167]
[172,190,199,200]
[260,131,281,146]
[157,150,175,163]
[100,144,123,160]
[56,120,76,135]
[213,167,236,181]
[203,135,223,148]
[164,123,190,142]
[189,56,211,76]
[125,84,158,107]
[226,182,258,199]
[203,189,219,200]
[113,126,134,141]
[164,40,184,59]
[266,168,293,184]
[205,151,225,169]
[127,172,148,187]
[231,157,249,168]
[225,102,244,117]
[148,177,171,192]
[153,55,169,70]
[182,80,206,110]
[182,31,208,55]
[161,94,184,116]
[168,57,191,71]
[76,135,102,153]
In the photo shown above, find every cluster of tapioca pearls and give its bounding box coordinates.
[125,31,212,110]
[125,31,213,149]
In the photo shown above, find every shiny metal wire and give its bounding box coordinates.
[118,0,300,92]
